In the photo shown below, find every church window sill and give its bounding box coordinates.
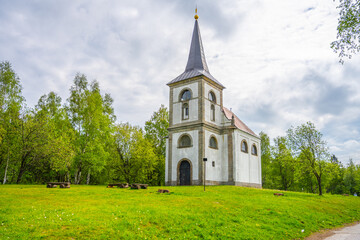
[178,145,193,149]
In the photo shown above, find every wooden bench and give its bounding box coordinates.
[47,182,71,188]
[107,183,129,188]
[130,183,148,189]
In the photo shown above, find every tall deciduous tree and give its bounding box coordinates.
[331,0,360,63]
[144,105,169,156]
[287,122,329,195]
[15,110,51,183]
[259,132,271,188]
[355,164,360,194]
[325,158,346,194]
[35,92,75,181]
[344,158,358,194]
[0,127,5,144]
[110,123,158,184]
[0,61,24,184]
[67,74,114,184]
[271,136,295,191]
[144,105,169,185]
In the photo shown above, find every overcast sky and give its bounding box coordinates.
[0,0,359,165]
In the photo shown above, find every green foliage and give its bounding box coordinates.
[325,160,346,194]
[144,104,169,156]
[260,132,271,188]
[1,185,360,239]
[144,105,169,185]
[0,126,5,144]
[0,61,24,184]
[35,92,75,177]
[67,74,114,184]
[1,60,359,196]
[344,158,358,194]
[270,137,295,191]
[0,63,169,186]
[109,123,159,185]
[261,122,359,196]
[287,122,329,195]
[0,61,24,110]
[331,0,360,63]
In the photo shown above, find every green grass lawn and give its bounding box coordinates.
[1,185,360,239]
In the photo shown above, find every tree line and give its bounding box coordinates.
[2,61,360,194]
[261,122,360,195]
[0,61,168,185]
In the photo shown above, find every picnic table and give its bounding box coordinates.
[107,183,129,188]
[46,182,71,188]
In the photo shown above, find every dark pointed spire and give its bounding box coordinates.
[185,20,209,72]
[167,10,225,89]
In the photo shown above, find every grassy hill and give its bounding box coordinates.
[1,185,360,239]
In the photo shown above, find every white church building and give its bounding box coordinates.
[165,12,262,188]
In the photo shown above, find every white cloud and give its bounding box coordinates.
[0,0,359,164]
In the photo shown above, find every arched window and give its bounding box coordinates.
[209,136,218,149]
[210,104,215,121]
[208,91,216,103]
[251,144,258,156]
[178,134,192,148]
[241,140,248,153]
[182,103,189,120]
[180,90,191,101]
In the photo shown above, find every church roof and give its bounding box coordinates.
[167,19,225,89]
[222,107,258,137]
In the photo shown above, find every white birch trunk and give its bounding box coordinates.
[77,171,81,184]
[3,151,9,184]
[86,169,91,185]
[74,170,78,184]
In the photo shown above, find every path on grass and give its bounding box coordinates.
[324,223,360,240]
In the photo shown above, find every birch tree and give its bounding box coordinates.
[331,0,360,63]
[271,136,295,191]
[259,132,271,188]
[144,105,169,185]
[0,61,24,184]
[67,74,114,184]
[287,122,329,195]
[110,123,158,184]
[35,92,75,181]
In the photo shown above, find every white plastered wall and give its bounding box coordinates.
[204,130,228,184]
[249,141,261,184]
[233,130,261,185]
[165,138,169,181]
[172,83,199,125]
[171,130,199,182]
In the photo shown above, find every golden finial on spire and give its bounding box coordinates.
[194,6,199,20]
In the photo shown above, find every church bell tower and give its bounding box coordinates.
[165,9,226,186]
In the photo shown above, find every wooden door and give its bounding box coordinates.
[179,161,191,185]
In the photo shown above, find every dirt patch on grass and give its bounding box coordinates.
[306,221,360,240]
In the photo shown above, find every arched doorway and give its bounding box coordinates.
[179,160,191,185]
